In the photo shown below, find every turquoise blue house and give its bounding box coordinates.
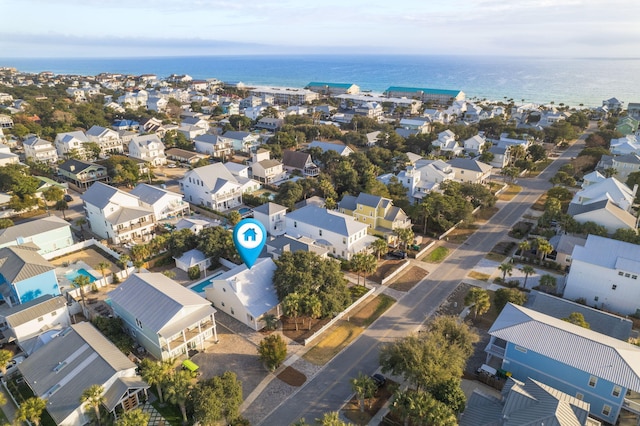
[486,303,640,424]
[0,216,73,255]
[0,245,60,306]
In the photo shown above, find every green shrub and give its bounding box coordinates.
[188,265,201,280]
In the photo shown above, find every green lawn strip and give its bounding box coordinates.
[423,246,450,263]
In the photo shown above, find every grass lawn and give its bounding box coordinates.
[151,396,183,426]
[303,294,395,365]
[529,159,553,176]
[485,252,507,262]
[445,225,479,244]
[423,246,449,263]
[468,271,491,281]
[497,184,522,201]
[475,206,499,222]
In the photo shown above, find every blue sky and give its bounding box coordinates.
[2,0,639,58]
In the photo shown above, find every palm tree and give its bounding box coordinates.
[140,358,168,403]
[498,263,513,282]
[520,265,535,288]
[303,294,322,331]
[371,238,388,260]
[96,261,110,284]
[118,254,131,277]
[390,389,413,426]
[80,384,105,426]
[55,199,69,219]
[464,287,490,318]
[518,240,530,257]
[73,275,90,313]
[282,292,303,331]
[15,397,47,426]
[535,237,553,262]
[0,349,13,377]
[115,408,150,426]
[351,372,377,412]
[165,369,193,424]
[395,227,414,251]
[75,217,87,230]
[262,313,278,331]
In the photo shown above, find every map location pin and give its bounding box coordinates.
[233,218,267,269]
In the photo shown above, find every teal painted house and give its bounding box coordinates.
[0,216,73,254]
[0,245,60,306]
[486,303,640,424]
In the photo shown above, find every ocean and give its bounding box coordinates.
[2,55,639,107]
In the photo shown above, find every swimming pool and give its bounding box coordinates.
[238,207,252,216]
[65,268,98,283]
[189,272,223,294]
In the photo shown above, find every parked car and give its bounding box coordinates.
[387,250,407,259]
[371,373,386,388]
[2,355,25,378]
[63,194,73,202]
[167,163,177,168]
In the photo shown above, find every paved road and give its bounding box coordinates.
[259,130,590,425]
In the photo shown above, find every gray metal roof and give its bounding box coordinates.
[0,216,69,247]
[18,322,138,425]
[286,205,368,237]
[103,376,149,411]
[0,245,55,283]
[282,150,312,169]
[23,136,53,147]
[130,183,180,206]
[108,273,214,334]
[355,192,390,209]
[253,202,287,216]
[461,377,592,426]
[337,195,357,211]
[80,181,120,209]
[266,235,329,257]
[489,303,640,392]
[105,205,153,225]
[447,157,493,173]
[183,163,239,192]
[567,199,637,229]
[548,234,586,256]
[526,291,632,341]
[3,294,67,328]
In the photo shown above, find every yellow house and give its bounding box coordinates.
[338,193,412,245]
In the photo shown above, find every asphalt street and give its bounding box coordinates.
[258,128,591,425]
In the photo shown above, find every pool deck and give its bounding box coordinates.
[56,260,103,293]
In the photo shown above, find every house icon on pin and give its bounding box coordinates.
[243,227,257,242]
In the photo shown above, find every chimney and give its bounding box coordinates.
[633,184,638,198]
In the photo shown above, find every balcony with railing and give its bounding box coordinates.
[485,342,506,358]
[161,318,216,352]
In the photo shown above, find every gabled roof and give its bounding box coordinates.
[18,322,139,425]
[80,181,122,209]
[58,159,104,175]
[282,150,312,169]
[105,205,153,225]
[184,163,241,193]
[130,133,163,149]
[447,157,492,173]
[253,202,287,216]
[570,234,640,273]
[0,216,69,247]
[461,377,592,426]
[130,183,180,206]
[567,198,636,229]
[0,245,55,283]
[286,205,367,237]
[337,195,357,211]
[86,125,115,138]
[56,130,88,144]
[23,136,53,148]
[194,134,228,145]
[525,290,632,341]
[571,177,635,207]
[355,192,391,209]
[489,303,640,391]
[308,140,353,156]
[3,294,67,328]
[108,273,215,335]
[213,258,279,317]
[222,130,254,140]
[174,248,208,267]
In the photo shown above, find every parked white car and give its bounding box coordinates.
[2,355,25,378]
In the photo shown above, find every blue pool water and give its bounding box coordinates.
[65,268,98,283]
[238,207,251,215]
[190,272,223,294]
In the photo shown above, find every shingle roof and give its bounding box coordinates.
[0,245,55,283]
[489,303,640,391]
[108,273,214,335]
[282,150,312,169]
[18,322,138,425]
[58,159,103,174]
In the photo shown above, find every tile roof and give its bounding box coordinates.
[490,303,640,391]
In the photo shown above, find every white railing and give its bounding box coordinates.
[623,398,640,414]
